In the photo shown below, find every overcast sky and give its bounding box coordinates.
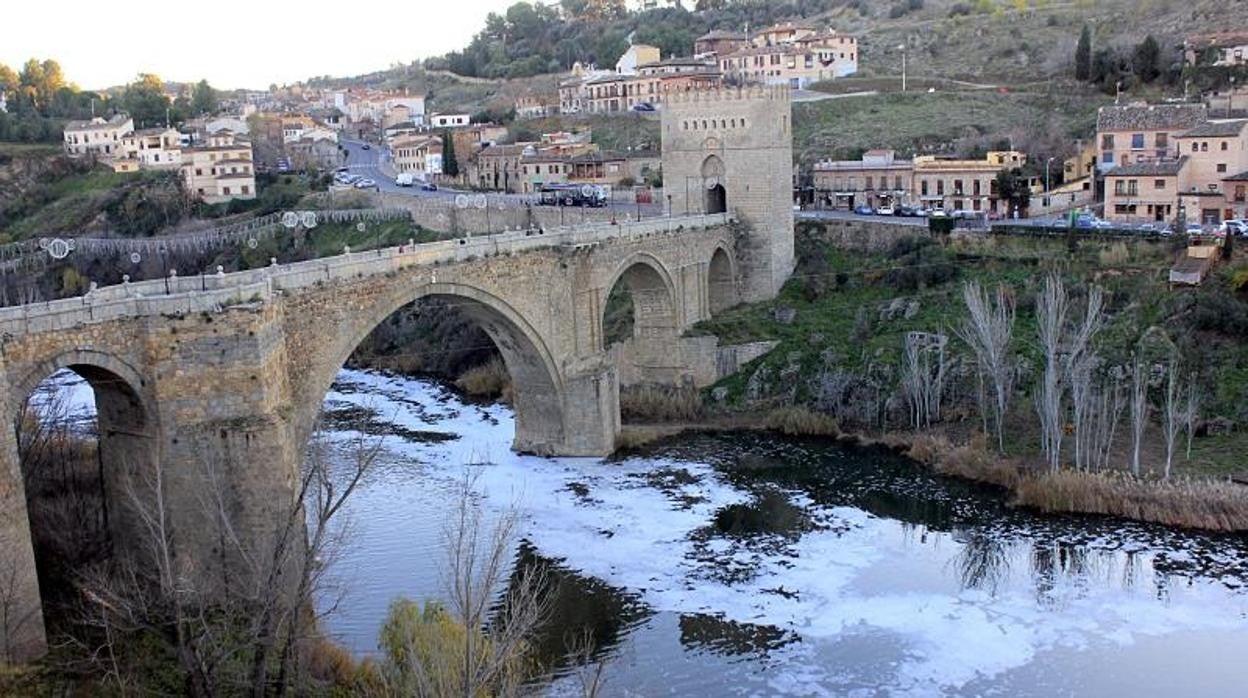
[4,0,521,90]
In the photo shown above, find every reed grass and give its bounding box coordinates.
[619,384,702,422]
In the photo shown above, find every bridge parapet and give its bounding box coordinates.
[0,213,732,335]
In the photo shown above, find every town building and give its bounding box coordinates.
[717,22,858,88]
[694,30,750,58]
[119,127,182,169]
[470,143,534,193]
[1103,119,1248,224]
[180,131,256,204]
[812,150,914,210]
[1095,102,1208,172]
[63,114,135,158]
[1185,31,1248,67]
[615,44,661,74]
[429,113,471,129]
[812,149,1030,214]
[287,133,343,171]
[391,134,443,178]
[518,149,659,194]
[515,93,558,119]
[1205,84,1248,119]
[582,57,721,114]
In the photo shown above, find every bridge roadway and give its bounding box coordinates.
[0,212,740,662]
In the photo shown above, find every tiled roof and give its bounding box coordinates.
[1104,157,1187,177]
[1097,104,1208,132]
[1222,169,1248,182]
[1179,120,1248,138]
[697,30,748,41]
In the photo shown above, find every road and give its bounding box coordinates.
[339,139,664,216]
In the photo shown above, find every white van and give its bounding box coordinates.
[395,172,416,187]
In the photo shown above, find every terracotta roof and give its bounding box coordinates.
[479,144,532,158]
[1104,157,1187,177]
[1223,169,1248,182]
[1097,104,1208,132]
[1179,120,1248,138]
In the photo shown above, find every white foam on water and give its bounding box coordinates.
[321,369,1248,696]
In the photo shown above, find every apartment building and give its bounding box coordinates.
[1104,120,1248,224]
[63,114,135,158]
[470,143,533,193]
[181,131,257,204]
[914,151,1029,214]
[518,149,659,194]
[581,58,721,113]
[1095,103,1208,172]
[429,113,471,129]
[812,150,914,209]
[119,127,182,168]
[717,22,858,88]
[694,30,749,58]
[391,135,443,177]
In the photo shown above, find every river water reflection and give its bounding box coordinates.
[317,369,1248,697]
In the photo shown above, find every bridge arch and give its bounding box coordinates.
[7,349,161,651]
[306,282,568,456]
[600,253,680,352]
[708,245,737,315]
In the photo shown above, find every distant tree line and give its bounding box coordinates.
[0,57,221,142]
[425,0,847,79]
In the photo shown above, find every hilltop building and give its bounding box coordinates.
[1095,102,1208,173]
[181,130,257,204]
[714,21,858,88]
[63,114,135,158]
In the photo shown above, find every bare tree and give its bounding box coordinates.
[901,331,947,430]
[1034,275,1069,472]
[1184,377,1199,461]
[1129,359,1150,477]
[382,469,551,697]
[565,627,607,698]
[1091,380,1126,473]
[1161,359,1184,480]
[956,281,1016,453]
[1069,352,1097,471]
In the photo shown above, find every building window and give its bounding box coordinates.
[242,186,250,194]
[865,176,873,190]
[223,187,231,195]
[1154,179,1166,189]
[1218,163,1228,173]
[1222,141,1229,151]
[1102,134,1114,149]
[1192,142,1199,153]
[936,180,945,195]
[1201,142,1209,152]
[1131,133,1145,149]
[1156,133,1168,149]
[1114,180,1125,195]
[921,180,928,196]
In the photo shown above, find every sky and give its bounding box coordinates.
[3,0,521,91]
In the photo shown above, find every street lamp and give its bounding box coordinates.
[897,44,907,92]
[1229,77,1237,119]
[1045,157,1055,208]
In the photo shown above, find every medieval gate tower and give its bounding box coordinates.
[661,86,795,302]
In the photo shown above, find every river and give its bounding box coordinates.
[34,368,1248,696]
[314,369,1248,697]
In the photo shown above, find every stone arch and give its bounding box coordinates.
[708,246,737,315]
[600,254,681,352]
[5,350,161,658]
[307,282,567,456]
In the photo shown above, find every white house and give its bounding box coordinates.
[429,113,471,129]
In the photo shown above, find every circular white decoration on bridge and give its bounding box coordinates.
[282,211,300,228]
[38,238,49,250]
[455,194,470,209]
[580,184,595,198]
[474,194,488,210]
[129,252,142,264]
[46,238,71,260]
[705,176,720,190]
[436,213,448,224]
[301,211,319,229]
[247,238,259,249]
[357,222,367,232]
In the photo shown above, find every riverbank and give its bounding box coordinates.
[619,410,1248,533]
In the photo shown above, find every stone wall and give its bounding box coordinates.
[801,218,936,254]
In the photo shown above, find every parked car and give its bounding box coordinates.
[1219,219,1247,236]
[914,207,931,217]
[876,205,896,216]
[361,144,372,150]
[420,182,438,191]
[355,178,377,189]
[853,205,875,215]
[896,205,916,217]
[1186,223,1206,236]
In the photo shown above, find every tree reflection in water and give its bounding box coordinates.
[951,529,1011,595]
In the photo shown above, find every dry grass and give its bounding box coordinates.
[620,384,702,423]
[455,358,512,403]
[1015,470,1248,532]
[763,406,840,437]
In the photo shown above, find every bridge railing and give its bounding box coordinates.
[0,213,731,334]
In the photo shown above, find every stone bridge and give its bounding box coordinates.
[0,85,795,661]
